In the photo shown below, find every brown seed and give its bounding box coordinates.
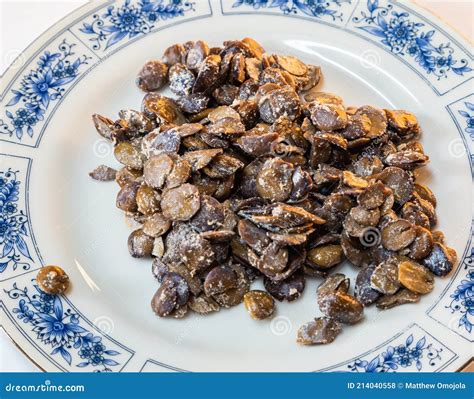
[143,154,174,189]
[259,242,289,274]
[256,158,294,201]
[242,37,265,59]
[116,181,140,212]
[376,166,414,205]
[381,220,416,251]
[137,60,168,92]
[358,181,386,210]
[353,156,384,178]
[296,317,342,345]
[342,171,368,189]
[190,195,225,232]
[422,243,457,277]
[308,102,348,131]
[307,245,343,269]
[162,43,186,66]
[193,54,222,94]
[118,109,155,136]
[384,151,429,170]
[238,219,271,253]
[136,185,160,215]
[165,157,191,189]
[340,232,372,267]
[408,226,433,260]
[398,260,434,294]
[151,279,177,317]
[89,165,117,181]
[180,232,215,276]
[114,142,143,169]
[385,109,419,136]
[128,229,154,257]
[243,290,275,320]
[203,154,245,179]
[264,270,305,302]
[317,273,350,307]
[36,266,70,295]
[188,294,220,314]
[144,129,181,157]
[92,114,115,141]
[414,183,437,207]
[213,84,239,105]
[151,272,189,317]
[161,184,201,221]
[354,266,380,306]
[257,84,301,123]
[186,40,209,71]
[355,105,387,138]
[303,91,343,105]
[143,213,171,237]
[370,259,400,295]
[319,291,364,325]
[177,93,210,114]
[169,63,195,97]
[401,202,430,229]
[376,289,420,310]
[274,54,308,76]
[115,167,142,187]
[204,264,248,308]
[141,93,186,125]
[349,206,380,226]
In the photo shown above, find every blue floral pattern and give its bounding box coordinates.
[458,102,474,140]
[0,40,90,141]
[446,249,474,334]
[79,0,196,50]
[352,0,472,79]
[347,334,443,372]
[0,169,31,273]
[5,282,121,371]
[232,0,350,20]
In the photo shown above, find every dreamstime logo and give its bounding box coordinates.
[93,138,112,158]
[3,48,26,70]
[447,314,463,333]
[93,315,114,335]
[359,49,381,69]
[270,139,293,158]
[359,227,381,247]
[447,138,467,159]
[270,316,292,336]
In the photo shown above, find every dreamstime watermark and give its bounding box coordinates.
[359,226,381,247]
[270,139,294,159]
[92,138,112,158]
[93,315,115,335]
[3,48,26,71]
[447,138,467,159]
[359,49,381,69]
[4,380,85,393]
[270,316,292,336]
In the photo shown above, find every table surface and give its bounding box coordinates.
[0,0,472,372]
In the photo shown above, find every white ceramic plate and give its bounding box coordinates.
[0,0,472,372]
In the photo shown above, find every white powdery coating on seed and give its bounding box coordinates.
[170,67,194,96]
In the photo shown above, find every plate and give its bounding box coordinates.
[0,0,472,372]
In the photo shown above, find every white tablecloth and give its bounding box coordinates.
[0,0,472,372]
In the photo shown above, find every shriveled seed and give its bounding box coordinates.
[296,317,342,345]
[398,260,434,294]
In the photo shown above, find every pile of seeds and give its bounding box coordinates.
[89,38,457,345]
